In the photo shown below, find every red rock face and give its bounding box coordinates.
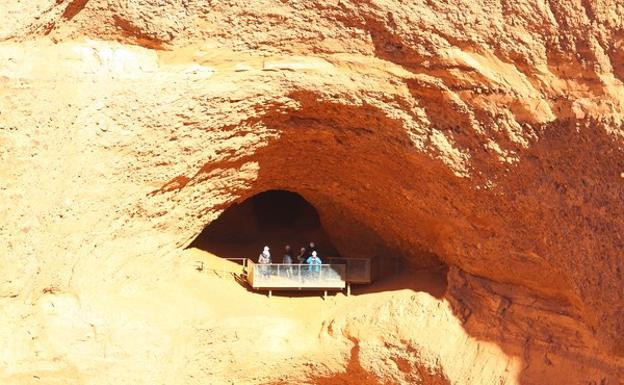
[1,1,624,383]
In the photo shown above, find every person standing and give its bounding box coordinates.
[258,246,271,278]
[258,245,271,263]
[306,250,322,280]
[283,245,293,264]
[283,245,293,278]
[296,246,307,263]
[294,246,307,281]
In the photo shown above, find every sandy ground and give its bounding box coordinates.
[2,245,523,385]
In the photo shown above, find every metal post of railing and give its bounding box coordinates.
[277,264,280,278]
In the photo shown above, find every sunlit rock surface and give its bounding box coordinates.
[1,1,623,384]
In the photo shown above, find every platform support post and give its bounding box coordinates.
[347,283,351,297]
[268,290,272,298]
[323,290,327,300]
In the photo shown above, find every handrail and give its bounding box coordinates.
[194,257,247,277]
[253,263,333,267]
[224,257,248,269]
[247,260,346,289]
[327,257,372,283]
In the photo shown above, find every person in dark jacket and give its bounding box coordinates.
[283,245,293,264]
[308,241,317,257]
[282,245,293,278]
[296,246,307,263]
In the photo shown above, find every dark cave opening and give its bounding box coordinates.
[188,190,339,262]
[187,190,448,298]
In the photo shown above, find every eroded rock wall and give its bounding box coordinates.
[1,1,624,383]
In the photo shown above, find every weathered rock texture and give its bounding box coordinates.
[1,1,624,384]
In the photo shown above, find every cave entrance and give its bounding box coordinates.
[189,190,376,296]
[188,190,406,297]
[189,190,340,264]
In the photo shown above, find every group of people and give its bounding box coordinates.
[257,241,323,276]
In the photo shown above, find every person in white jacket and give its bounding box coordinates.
[258,246,271,278]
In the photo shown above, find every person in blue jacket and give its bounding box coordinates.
[306,250,322,278]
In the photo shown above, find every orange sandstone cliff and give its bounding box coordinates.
[1,1,623,384]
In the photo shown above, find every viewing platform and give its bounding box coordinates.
[246,257,376,297]
[247,260,345,298]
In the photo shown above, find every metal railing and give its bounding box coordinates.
[194,257,247,278]
[327,257,372,284]
[247,260,346,289]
